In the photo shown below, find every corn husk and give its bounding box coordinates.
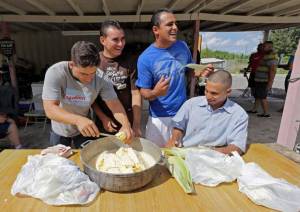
[162,148,195,193]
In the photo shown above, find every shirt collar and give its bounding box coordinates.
[197,97,233,114]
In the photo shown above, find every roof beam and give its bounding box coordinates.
[286,9,300,16]
[102,0,110,16]
[15,22,44,31]
[274,4,300,16]
[26,0,55,16]
[194,0,217,13]
[219,0,253,15]
[221,22,297,32]
[41,23,62,31]
[184,0,205,13]
[136,0,144,16]
[167,0,181,10]
[65,0,83,16]
[197,21,214,28]
[203,22,233,31]
[221,23,265,31]
[10,24,30,32]
[2,13,300,24]
[0,1,26,15]
[244,23,298,31]
[247,0,294,16]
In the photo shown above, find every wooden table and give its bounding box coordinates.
[1,144,300,212]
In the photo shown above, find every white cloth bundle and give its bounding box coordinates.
[11,154,99,205]
[237,163,300,212]
[185,149,245,187]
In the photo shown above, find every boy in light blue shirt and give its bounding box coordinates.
[166,70,248,155]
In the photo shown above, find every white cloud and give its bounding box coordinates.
[201,31,263,54]
[235,39,249,47]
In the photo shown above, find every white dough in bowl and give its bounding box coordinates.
[95,147,156,174]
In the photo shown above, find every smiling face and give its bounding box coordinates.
[152,12,178,48]
[69,61,97,84]
[100,26,125,58]
[205,81,231,110]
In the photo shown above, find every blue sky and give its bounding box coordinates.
[201,31,264,55]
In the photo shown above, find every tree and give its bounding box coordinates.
[269,27,300,55]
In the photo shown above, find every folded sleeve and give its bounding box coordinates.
[171,100,191,132]
[42,67,63,101]
[227,113,248,152]
[135,58,153,89]
[99,76,118,101]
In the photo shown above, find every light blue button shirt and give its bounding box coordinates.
[172,96,248,152]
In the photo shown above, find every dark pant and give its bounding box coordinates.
[0,122,10,139]
[253,82,268,99]
[49,131,95,149]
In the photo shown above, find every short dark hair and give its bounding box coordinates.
[100,20,123,37]
[151,8,173,27]
[71,41,99,67]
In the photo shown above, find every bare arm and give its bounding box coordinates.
[92,102,118,133]
[140,76,170,101]
[268,64,277,89]
[104,99,133,142]
[43,100,100,137]
[165,128,184,147]
[213,144,243,155]
[131,88,142,137]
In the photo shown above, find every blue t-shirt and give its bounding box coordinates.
[136,40,193,117]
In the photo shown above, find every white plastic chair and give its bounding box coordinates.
[24,94,47,131]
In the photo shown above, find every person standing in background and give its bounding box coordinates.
[247,41,277,118]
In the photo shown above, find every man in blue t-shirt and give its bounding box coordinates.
[136,8,213,147]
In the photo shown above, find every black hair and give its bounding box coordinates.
[100,20,123,37]
[151,8,173,27]
[71,41,99,67]
[264,41,273,45]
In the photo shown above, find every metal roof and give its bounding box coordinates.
[0,0,300,32]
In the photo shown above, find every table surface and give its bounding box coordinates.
[1,144,300,212]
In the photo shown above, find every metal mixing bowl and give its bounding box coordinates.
[80,137,162,192]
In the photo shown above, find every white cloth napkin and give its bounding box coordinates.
[41,144,73,158]
[185,149,245,187]
[237,162,300,212]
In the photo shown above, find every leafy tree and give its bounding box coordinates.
[269,27,300,55]
[201,48,248,60]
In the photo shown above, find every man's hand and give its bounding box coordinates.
[75,116,100,137]
[200,64,214,77]
[119,125,134,144]
[101,116,118,133]
[153,76,170,97]
[165,139,182,148]
[165,139,176,148]
[213,144,243,155]
[194,64,214,78]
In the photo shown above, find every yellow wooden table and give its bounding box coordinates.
[0,144,300,212]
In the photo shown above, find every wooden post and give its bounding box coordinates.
[276,40,300,149]
[189,19,200,98]
[263,30,269,42]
